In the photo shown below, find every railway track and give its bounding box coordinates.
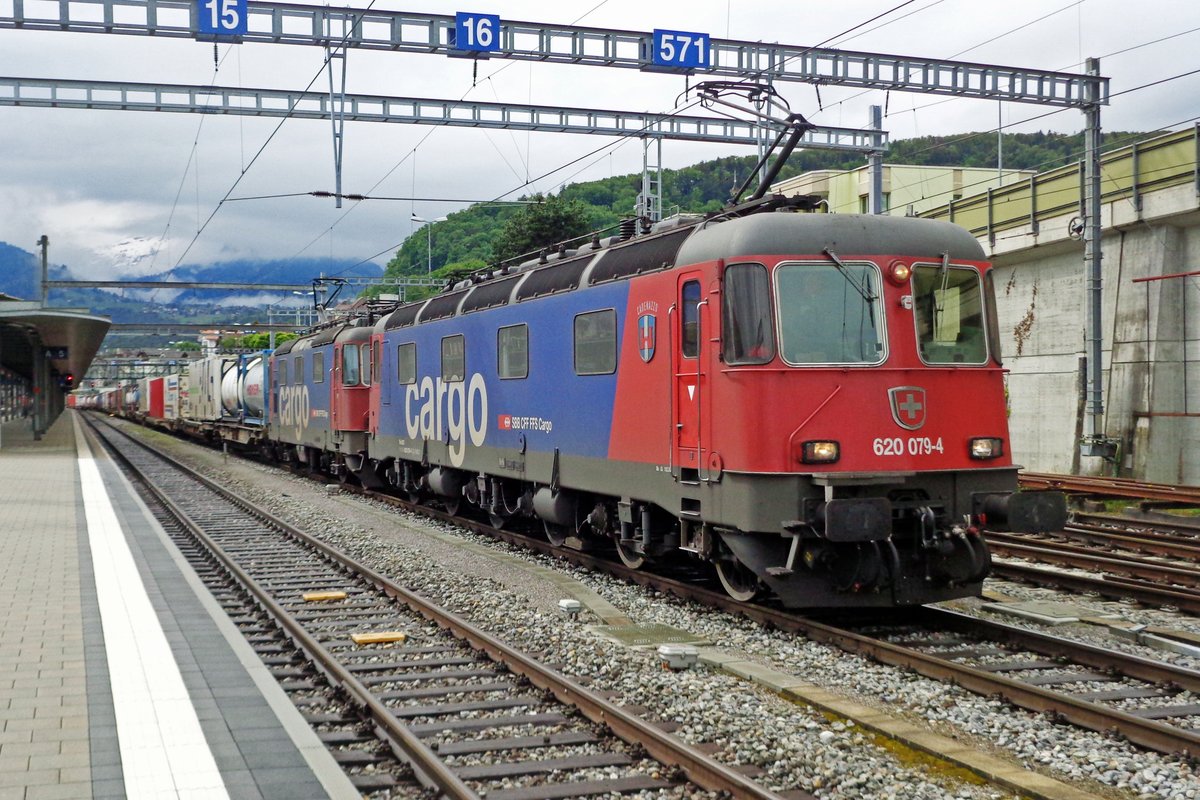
[1019,471,1200,505]
[83,414,797,800]
[984,510,1200,614]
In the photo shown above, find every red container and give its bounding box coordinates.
[148,377,165,419]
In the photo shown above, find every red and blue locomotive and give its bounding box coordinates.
[264,195,1065,608]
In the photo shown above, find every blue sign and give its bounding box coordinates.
[652,28,710,69]
[197,0,248,37]
[454,12,500,52]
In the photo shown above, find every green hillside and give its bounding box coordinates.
[383,129,1152,294]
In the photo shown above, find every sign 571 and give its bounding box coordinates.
[652,29,710,69]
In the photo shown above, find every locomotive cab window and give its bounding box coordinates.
[574,310,617,375]
[360,344,372,387]
[342,345,361,386]
[312,352,325,383]
[397,343,416,385]
[775,262,884,365]
[442,335,465,382]
[498,324,528,380]
[913,265,988,365]
[681,281,701,358]
[722,263,775,364]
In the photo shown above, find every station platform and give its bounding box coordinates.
[0,412,359,800]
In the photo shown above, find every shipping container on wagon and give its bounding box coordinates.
[137,377,151,415]
[187,355,236,423]
[147,377,165,419]
[219,352,270,423]
[163,374,182,421]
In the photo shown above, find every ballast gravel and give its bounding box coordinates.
[129,424,1200,799]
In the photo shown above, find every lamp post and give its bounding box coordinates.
[411,213,447,273]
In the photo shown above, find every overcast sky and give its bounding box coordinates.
[0,0,1197,278]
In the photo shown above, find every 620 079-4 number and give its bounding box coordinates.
[873,436,944,456]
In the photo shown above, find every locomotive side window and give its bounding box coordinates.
[681,280,701,358]
[498,324,528,380]
[574,310,617,375]
[984,271,1003,365]
[361,344,372,387]
[312,352,325,383]
[775,263,884,365]
[722,263,775,364]
[442,335,465,382]
[294,356,303,383]
[278,360,288,386]
[397,343,416,385]
[913,265,988,365]
[372,342,382,384]
[342,345,361,386]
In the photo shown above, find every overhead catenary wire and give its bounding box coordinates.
[302,0,618,269]
[893,99,1200,211]
[226,192,539,204]
[147,44,236,274]
[170,0,382,271]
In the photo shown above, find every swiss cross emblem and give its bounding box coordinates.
[889,386,926,430]
[638,313,656,363]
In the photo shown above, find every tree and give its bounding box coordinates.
[490,194,593,264]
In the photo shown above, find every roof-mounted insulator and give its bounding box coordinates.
[538,248,549,264]
[590,232,601,250]
[618,218,637,241]
[557,244,567,257]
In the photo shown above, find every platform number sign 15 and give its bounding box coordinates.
[197,0,247,37]
[652,28,710,69]
[454,12,501,53]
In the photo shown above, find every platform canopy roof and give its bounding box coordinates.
[0,297,110,383]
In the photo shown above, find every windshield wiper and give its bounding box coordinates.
[934,251,950,313]
[821,249,877,305]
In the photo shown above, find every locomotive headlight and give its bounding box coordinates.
[800,440,840,464]
[969,437,1004,459]
[887,260,912,286]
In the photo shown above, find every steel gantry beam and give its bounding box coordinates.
[0,0,1108,108]
[0,76,887,150]
[45,277,446,291]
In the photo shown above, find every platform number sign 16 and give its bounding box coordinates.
[197,0,247,36]
[454,12,501,53]
[652,28,710,69]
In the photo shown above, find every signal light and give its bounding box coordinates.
[63,373,75,389]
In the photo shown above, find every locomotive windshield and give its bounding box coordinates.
[913,265,988,364]
[722,263,775,364]
[775,262,884,365]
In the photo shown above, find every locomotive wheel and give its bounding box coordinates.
[544,521,569,547]
[715,556,762,602]
[615,540,646,570]
[488,512,509,530]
